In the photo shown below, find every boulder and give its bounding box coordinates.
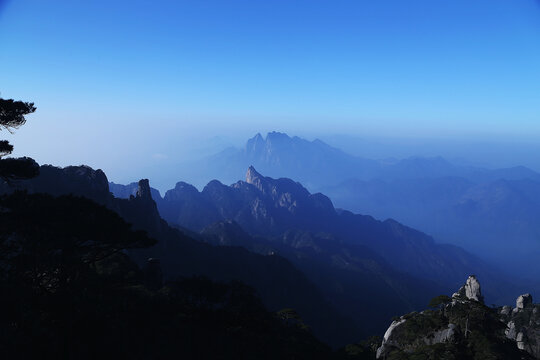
[516,294,533,310]
[452,275,484,303]
[376,318,407,359]
[505,321,517,340]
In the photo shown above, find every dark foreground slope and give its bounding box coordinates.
[0,165,356,347]
[0,192,332,359]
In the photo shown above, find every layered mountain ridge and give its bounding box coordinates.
[107,165,534,356]
[181,131,540,189]
[154,166,503,292]
[173,132,540,279]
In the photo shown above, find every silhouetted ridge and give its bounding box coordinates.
[164,181,199,201]
[0,191,333,359]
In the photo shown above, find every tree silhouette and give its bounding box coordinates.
[0,97,39,181]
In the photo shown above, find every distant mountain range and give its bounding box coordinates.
[321,176,540,271]
[171,132,540,279]
[178,131,540,189]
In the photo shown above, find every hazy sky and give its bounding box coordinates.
[1,0,540,186]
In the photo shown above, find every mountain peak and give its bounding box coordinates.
[245,133,266,153]
[246,166,263,185]
[266,131,290,142]
[136,179,152,200]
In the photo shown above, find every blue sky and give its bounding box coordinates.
[1,0,540,185]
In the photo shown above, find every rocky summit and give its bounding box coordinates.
[376,276,536,359]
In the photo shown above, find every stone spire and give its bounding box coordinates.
[452,275,484,303]
[136,179,152,200]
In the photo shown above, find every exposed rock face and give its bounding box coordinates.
[376,317,459,359]
[376,318,407,358]
[517,294,533,310]
[517,332,527,351]
[377,276,538,359]
[506,320,517,339]
[465,275,483,302]
[426,324,457,345]
[452,275,484,303]
[500,293,540,358]
[245,165,313,207]
[246,165,263,189]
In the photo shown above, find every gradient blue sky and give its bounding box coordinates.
[1,0,540,186]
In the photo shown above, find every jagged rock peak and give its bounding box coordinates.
[266,131,290,142]
[136,179,152,199]
[516,293,533,310]
[452,275,484,303]
[246,166,263,185]
[245,132,291,151]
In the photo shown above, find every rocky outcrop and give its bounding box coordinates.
[452,275,484,303]
[245,165,311,203]
[428,324,457,345]
[376,316,460,359]
[377,276,535,359]
[376,319,407,358]
[517,294,534,310]
[500,293,540,358]
[109,181,162,202]
[136,179,152,200]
